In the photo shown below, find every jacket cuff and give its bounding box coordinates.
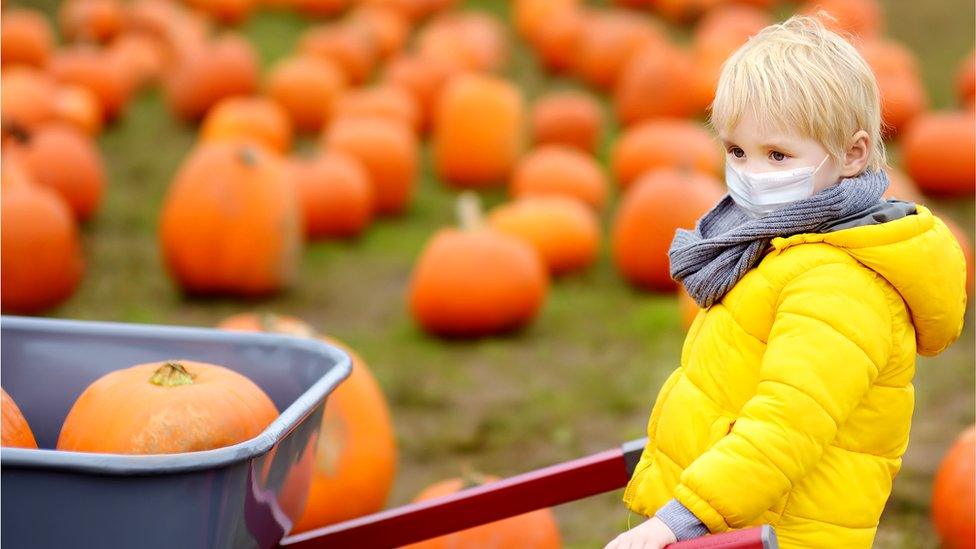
[654,499,710,541]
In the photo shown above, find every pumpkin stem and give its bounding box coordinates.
[150,362,196,387]
[456,191,485,231]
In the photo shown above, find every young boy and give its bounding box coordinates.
[607,15,969,549]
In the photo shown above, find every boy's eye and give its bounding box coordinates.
[729,147,745,158]
[770,151,787,161]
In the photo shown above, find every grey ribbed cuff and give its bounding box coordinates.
[654,498,709,541]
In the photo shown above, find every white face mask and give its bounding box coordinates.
[725,156,829,218]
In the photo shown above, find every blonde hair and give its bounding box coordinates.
[710,15,886,172]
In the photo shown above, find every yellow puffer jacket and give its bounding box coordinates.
[623,204,968,548]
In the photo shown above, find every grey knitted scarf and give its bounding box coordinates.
[668,169,890,308]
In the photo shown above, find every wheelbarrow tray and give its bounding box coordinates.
[0,316,351,549]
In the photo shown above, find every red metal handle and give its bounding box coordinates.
[668,526,775,548]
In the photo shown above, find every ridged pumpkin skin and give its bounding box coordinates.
[614,43,697,126]
[901,112,975,197]
[402,476,562,549]
[433,74,525,189]
[200,96,293,153]
[511,145,608,210]
[530,91,603,154]
[1,388,38,449]
[216,313,398,533]
[49,45,130,122]
[382,54,459,132]
[286,152,374,239]
[266,55,348,133]
[59,0,124,43]
[611,120,722,188]
[164,35,258,122]
[333,85,421,134]
[931,426,976,549]
[159,143,302,296]
[323,117,418,216]
[1,9,54,68]
[57,361,278,454]
[612,169,724,291]
[488,196,600,276]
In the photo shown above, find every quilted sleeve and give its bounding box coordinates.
[671,261,893,533]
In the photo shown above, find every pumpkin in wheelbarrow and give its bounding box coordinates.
[2,387,38,449]
[217,313,397,532]
[931,425,975,549]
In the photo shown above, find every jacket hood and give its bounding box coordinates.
[770,203,969,356]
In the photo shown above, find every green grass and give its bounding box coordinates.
[13,0,975,546]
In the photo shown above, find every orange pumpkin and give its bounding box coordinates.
[266,55,348,133]
[57,360,278,453]
[52,85,103,136]
[322,117,418,216]
[290,0,350,17]
[510,145,608,210]
[10,123,106,222]
[347,5,409,61]
[677,285,700,331]
[800,0,882,39]
[957,50,975,107]
[530,90,603,154]
[942,216,975,298]
[382,54,459,132]
[416,12,508,73]
[514,0,578,40]
[59,0,124,43]
[109,33,167,92]
[901,111,975,197]
[361,0,454,23]
[612,169,724,291]
[216,313,398,534]
[931,425,976,549]
[48,45,131,122]
[433,74,525,189]
[286,152,374,239]
[1,388,38,449]
[488,196,600,276]
[858,39,927,136]
[164,35,258,122]
[527,3,583,73]
[333,85,422,134]
[0,68,57,132]
[883,166,924,203]
[402,475,561,549]
[299,24,378,86]
[186,0,257,24]
[409,193,549,337]
[1,156,84,315]
[653,0,725,23]
[571,11,665,90]
[1,9,54,68]
[690,4,771,111]
[614,43,697,126]
[611,119,722,188]
[159,143,302,296]
[201,96,293,153]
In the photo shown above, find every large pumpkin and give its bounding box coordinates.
[48,45,131,121]
[612,169,724,291]
[690,5,771,111]
[402,475,562,549]
[530,91,603,154]
[108,33,167,92]
[901,111,975,196]
[299,24,378,86]
[433,74,525,189]
[614,43,697,126]
[347,5,409,61]
[611,119,722,188]
[571,11,664,90]
[1,388,38,449]
[510,145,607,210]
[931,425,975,549]
[0,68,57,132]
[408,193,549,337]
[216,313,398,534]
[286,152,374,239]
[57,360,278,453]
[526,2,583,73]
[1,9,54,68]
[322,117,418,216]
[800,0,882,38]
[514,0,578,40]
[266,55,348,133]
[382,54,460,132]
[164,35,258,122]
[159,143,302,296]
[333,85,421,134]
[0,156,84,315]
[488,196,600,276]
[59,0,124,43]
[858,39,927,136]
[416,12,508,73]
[200,96,293,153]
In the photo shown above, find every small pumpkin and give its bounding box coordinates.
[1,388,38,449]
[408,193,549,337]
[286,152,374,239]
[1,156,84,315]
[526,3,583,73]
[266,55,348,134]
[52,84,104,136]
[614,43,697,126]
[799,0,882,39]
[571,10,665,90]
[322,117,418,216]
[0,68,57,132]
[416,12,508,73]
[611,119,722,188]
[164,35,258,122]
[931,425,975,549]
[488,196,600,276]
[299,24,378,86]
[510,145,608,210]
[333,85,422,134]
[381,54,459,132]
[402,474,562,549]
[347,5,409,61]
[514,0,578,39]
[530,91,603,154]
[1,9,54,68]
[108,33,167,92]
[48,45,132,122]
[433,74,525,189]
[159,143,302,296]
[612,169,724,291]
[901,111,975,197]
[59,0,124,43]
[200,96,293,153]
[57,361,278,453]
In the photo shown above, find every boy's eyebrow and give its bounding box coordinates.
[759,140,795,151]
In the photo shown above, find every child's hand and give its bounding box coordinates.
[605,516,677,549]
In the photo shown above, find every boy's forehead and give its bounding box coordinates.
[719,112,808,146]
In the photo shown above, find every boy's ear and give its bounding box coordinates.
[840,130,871,177]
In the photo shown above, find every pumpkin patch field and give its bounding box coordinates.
[1,0,973,547]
